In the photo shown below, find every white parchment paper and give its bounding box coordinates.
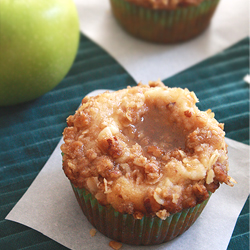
[6,90,250,250]
[73,0,249,83]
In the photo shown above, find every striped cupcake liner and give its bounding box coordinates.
[110,0,220,43]
[72,184,211,245]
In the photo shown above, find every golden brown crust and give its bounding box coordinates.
[124,0,204,10]
[61,81,233,219]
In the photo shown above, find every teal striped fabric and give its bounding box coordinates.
[163,38,249,145]
[0,34,249,249]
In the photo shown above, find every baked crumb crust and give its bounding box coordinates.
[123,0,204,10]
[61,81,234,219]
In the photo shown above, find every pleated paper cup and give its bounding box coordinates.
[72,184,211,245]
[110,0,220,44]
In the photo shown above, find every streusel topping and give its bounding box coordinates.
[61,81,234,219]
[124,0,204,10]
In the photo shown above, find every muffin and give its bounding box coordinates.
[61,80,235,245]
[109,0,220,43]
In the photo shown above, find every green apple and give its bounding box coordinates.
[0,0,79,106]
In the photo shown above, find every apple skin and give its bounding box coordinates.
[0,0,79,106]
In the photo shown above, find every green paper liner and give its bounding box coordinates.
[72,184,211,245]
[110,0,220,43]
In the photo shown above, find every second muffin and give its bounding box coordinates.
[110,0,220,43]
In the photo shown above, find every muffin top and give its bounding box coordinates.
[61,81,234,219]
[124,0,204,10]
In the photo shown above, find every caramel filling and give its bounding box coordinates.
[123,108,186,156]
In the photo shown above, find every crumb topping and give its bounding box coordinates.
[109,241,123,250]
[61,80,234,219]
[124,0,204,10]
[89,228,97,237]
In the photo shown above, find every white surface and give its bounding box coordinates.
[73,0,249,83]
[6,90,250,250]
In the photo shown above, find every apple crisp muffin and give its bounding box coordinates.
[61,80,234,219]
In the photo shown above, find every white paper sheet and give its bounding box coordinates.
[6,89,250,250]
[73,0,249,83]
